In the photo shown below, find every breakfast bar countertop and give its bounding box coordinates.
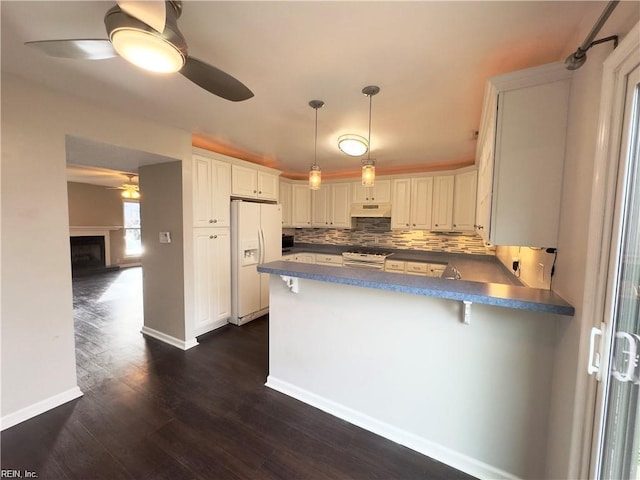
[259,260,575,317]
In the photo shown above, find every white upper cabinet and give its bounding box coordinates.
[231,164,279,201]
[311,183,351,228]
[475,62,571,247]
[391,177,433,230]
[257,171,279,200]
[279,180,292,227]
[291,184,312,227]
[453,170,477,231]
[193,154,231,228]
[432,175,454,231]
[352,180,391,204]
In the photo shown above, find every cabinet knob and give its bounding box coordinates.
[453,224,457,227]
[213,219,217,223]
[209,219,213,223]
[253,190,257,193]
[435,224,439,227]
[412,224,416,227]
[406,223,409,226]
[259,191,262,194]
[209,235,214,239]
[478,225,484,230]
[372,197,375,200]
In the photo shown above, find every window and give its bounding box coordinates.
[123,200,142,256]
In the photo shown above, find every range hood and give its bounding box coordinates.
[350,203,392,218]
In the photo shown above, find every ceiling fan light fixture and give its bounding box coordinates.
[110,28,185,73]
[338,134,368,157]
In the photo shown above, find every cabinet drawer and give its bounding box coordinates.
[405,262,429,275]
[315,254,343,266]
[385,260,406,272]
[427,264,446,277]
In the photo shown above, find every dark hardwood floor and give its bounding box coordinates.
[1,267,476,479]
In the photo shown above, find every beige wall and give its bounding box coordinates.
[67,181,138,266]
[545,6,640,479]
[1,74,191,424]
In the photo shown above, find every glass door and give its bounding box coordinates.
[595,64,640,480]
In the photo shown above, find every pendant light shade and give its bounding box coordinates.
[308,100,324,190]
[361,85,380,187]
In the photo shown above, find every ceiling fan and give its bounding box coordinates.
[24,0,254,102]
[109,174,140,199]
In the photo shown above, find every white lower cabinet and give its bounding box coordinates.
[193,228,231,335]
[385,259,406,272]
[385,259,446,277]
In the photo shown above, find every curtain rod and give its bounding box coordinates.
[565,0,620,70]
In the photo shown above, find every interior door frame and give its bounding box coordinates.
[578,21,640,479]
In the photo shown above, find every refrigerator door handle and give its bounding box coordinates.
[259,228,265,264]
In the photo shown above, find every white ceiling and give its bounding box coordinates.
[1,1,605,183]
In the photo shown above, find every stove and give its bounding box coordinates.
[342,250,393,270]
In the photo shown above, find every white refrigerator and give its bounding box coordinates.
[230,200,282,325]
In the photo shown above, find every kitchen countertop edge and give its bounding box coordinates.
[258,261,575,317]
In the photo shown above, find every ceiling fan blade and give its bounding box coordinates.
[180,57,254,102]
[25,39,116,60]
[116,0,166,33]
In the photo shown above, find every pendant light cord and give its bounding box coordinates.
[367,93,372,162]
[314,106,318,167]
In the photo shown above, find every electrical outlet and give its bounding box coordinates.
[537,263,545,283]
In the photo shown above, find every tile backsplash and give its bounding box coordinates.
[291,218,494,255]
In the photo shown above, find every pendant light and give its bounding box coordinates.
[308,99,324,190]
[361,85,380,188]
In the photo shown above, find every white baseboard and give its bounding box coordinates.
[141,326,198,350]
[228,307,268,326]
[265,376,520,480]
[193,318,228,337]
[1,386,83,431]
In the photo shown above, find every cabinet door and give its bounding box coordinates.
[372,180,391,203]
[453,170,477,231]
[257,171,278,200]
[231,164,258,198]
[331,183,351,228]
[193,156,230,228]
[291,184,312,227]
[280,181,292,227]
[193,228,231,334]
[352,180,391,203]
[432,175,454,230]
[193,155,214,227]
[410,177,433,230]
[210,160,231,227]
[391,179,412,229]
[311,186,330,227]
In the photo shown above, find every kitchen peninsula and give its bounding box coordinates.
[257,260,573,479]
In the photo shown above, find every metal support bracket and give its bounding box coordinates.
[279,275,299,294]
[462,301,472,325]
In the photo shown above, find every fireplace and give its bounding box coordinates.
[70,235,106,274]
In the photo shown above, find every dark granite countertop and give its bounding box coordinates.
[259,261,574,317]
[282,243,521,286]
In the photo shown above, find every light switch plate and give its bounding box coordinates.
[159,232,171,244]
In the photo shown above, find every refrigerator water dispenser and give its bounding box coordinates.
[241,240,259,266]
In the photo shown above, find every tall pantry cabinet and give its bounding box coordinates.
[192,154,231,336]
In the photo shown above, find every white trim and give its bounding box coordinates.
[141,326,198,350]
[266,376,520,480]
[579,21,640,479]
[0,386,83,431]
